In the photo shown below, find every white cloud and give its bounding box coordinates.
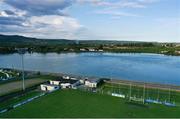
[0,11,9,17]
[95,9,140,17]
[0,0,84,39]
[3,0,74,16]
[28,15,82,30]
[76,0,159,8]
[78,0,158,19]
[13,15,82,39]
[137,0,159,3]
[0,0,166,41]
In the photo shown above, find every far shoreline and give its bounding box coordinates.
[0,51,180,56]
[1,51,180,57]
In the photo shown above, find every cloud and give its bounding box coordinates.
[0,0,84,39]
[3,0,74,16]
[137,0,159,3]
[0,16,25,26]
[76,0,159,8]
[78,0,159,19]
[0,10,26,26]
[0,9,26,17]
[95,9,140,17]
[27,15,82,31]
[0,0,161,40]
[0,14,83,39]
[2,10,16,16]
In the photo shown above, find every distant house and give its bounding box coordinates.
[63,48,68,51]
[40,84,59,92]
[175,51,180,54]
[80,48,86,51]
[175,44,180,47]
[49,80,60,85]
[88,48,96,52]
[70,77,77,80]
[161,51,168,53]
[69,49,74,51]
[62,76,70,80]
[98,49,103,52]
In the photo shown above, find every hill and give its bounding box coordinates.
[0,34,75,46]
[0,34,158,46]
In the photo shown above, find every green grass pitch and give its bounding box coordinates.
[1,89,180,118]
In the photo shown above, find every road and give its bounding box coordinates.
[0,78,48,96]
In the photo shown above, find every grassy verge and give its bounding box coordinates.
[0,90,41,109]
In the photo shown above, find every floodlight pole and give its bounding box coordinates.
[21,53,25,91]
[168,88,171,102]
[119,83,120,94]
[129,83,132,101]
[17,48,26,91]
[143,84,145,104]
[111,79,113,93]
[157,89,159,100]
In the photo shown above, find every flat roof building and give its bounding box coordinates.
[84,78,101,88]
[40,84,59,92]
[49,80,61,85]
[62,76,70,80]
[61,83,71,89]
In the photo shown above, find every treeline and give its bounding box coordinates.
[0,34,179,56]
[0,43,158,54]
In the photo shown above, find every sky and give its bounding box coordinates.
[0,0,179,42]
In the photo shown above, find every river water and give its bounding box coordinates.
[0,53,180,85]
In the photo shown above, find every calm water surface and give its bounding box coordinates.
[0,53,180,85]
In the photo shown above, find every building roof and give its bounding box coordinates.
[56,78,78,84]
[50,80,60,82]
[85,78,101,83]
[41,84,59,87]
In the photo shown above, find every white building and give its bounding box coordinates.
[175,51,180,54]
[70,77,77,80]
[40,84,59,92]
[49,80,60,85]
[80,48,86,51]
[88,48,96,52]
[61,83,71,89]
[85,80,98,88]
[98,49,103,52]
[62,76,70,80]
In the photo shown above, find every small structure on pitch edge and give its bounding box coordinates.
[40,84,59,92]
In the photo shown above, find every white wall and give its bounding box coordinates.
[85,81,97,88]
[50,80,60,85]
[40,84,59,91]
[60,83,71,89]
